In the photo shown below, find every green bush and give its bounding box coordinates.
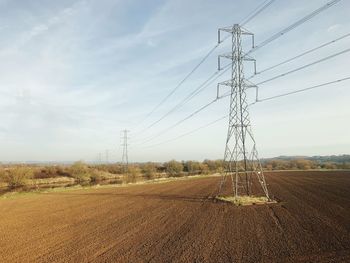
[142,162,157,179]
[322,162,338,169]
[203,159,225,173]
[0,167,5,183]
[34,165,64,179]
[68,161,90,183]
[165,160,183,177]
[2,167,34,189]
[126,166,141,183]
[341,162,350,169]
[89,169,111,184]
[92,164,123,174]
[89,171,103,184]
[199,163,210,175]
[185,161,201,174]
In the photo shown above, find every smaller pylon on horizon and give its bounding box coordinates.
[217,24,270,202]
[105,149,109,164]
[121,129,129,175]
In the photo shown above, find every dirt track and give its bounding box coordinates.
[0,171,350,263]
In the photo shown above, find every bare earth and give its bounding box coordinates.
[0,171,350,263]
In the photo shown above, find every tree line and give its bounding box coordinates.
[0,158,349,191]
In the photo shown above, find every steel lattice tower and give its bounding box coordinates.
[217,24,269,199]
[121,129,129,174]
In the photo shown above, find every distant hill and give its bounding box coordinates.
[263,155,350,164]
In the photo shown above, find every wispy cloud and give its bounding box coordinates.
[0,0,349,162]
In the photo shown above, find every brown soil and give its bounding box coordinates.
[0,171,349,263]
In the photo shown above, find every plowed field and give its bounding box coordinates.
[0,171,349,263]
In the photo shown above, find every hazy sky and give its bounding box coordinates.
[0,0,349,162]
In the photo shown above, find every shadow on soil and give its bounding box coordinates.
[52,192,217,203]
[49,192,283,206]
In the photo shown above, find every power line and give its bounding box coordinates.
[183,0,343,110]
[248,32,350,79]
[135,98,220,145]
[138,77,350,149]
[240,0,277,26]
[136,44,222,129]
[132,0,342,145]
[139,115,228,149]
[149,0,339,128]
[141,72,218,131]
[140,63,232,132]
[130,66,228,142]
[246,0,343,56]
[222,0,343,71]
[256,47,350,85]
[133,82,242,146]
[254,76,350,103]
[134,0,279,131]
[134,62,348,148]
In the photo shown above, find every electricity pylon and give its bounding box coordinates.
[217,24,269,199]
[121,129,129,174]
[105,149,109,164]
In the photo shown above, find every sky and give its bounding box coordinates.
[0,0,349,163]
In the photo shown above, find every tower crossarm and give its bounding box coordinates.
[218,26,254,41]
[219,53,255,61]
[217,80,259,99]
[218,25,255,48]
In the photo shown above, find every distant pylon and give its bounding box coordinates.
[121,129,129,174]
[217,24,269,199]
[105,149,109,164]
